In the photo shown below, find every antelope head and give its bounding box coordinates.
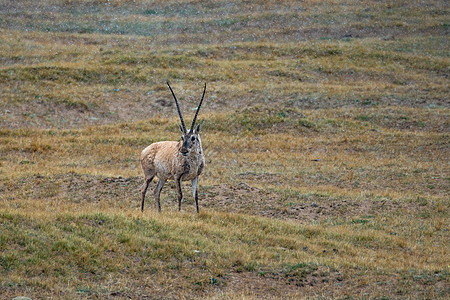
[167,82,206,157]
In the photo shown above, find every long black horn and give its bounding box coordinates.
[167,82,186,133]
[190,83,206,132]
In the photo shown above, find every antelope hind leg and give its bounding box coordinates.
[154,178,166,212]
[141,176,154,212]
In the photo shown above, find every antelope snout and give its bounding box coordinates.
[181,148,188,156]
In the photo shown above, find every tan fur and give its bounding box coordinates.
[140,140,204,181]
[140,130,205,213]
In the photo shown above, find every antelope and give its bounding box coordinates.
[140,82,206,213]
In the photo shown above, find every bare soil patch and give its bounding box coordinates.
[3,174,425,224]
[201,183,411,223]
[212,265,344,299]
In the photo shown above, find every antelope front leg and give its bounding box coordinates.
[192,177,199,213]
[176,176,183,211]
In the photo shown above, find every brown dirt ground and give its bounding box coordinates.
[3,173,427,224]
[2,175,448,299]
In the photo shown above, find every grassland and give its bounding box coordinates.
[1,0,449,299]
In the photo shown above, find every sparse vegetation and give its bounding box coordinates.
[0,0,449,299]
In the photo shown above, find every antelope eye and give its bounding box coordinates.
[191,136,196,141]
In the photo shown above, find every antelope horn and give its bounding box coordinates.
[167,82,186,133]
[190,83,206,132]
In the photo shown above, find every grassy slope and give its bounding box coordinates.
[1,0,449,299]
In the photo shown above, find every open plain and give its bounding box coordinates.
[0,0,449,299]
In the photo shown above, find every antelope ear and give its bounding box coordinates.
[195,123,201,133]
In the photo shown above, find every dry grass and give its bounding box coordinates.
[1,0,449,128]
[1,0,449,299]
[1,107,448,299]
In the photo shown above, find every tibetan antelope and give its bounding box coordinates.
[140,82,206,213]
